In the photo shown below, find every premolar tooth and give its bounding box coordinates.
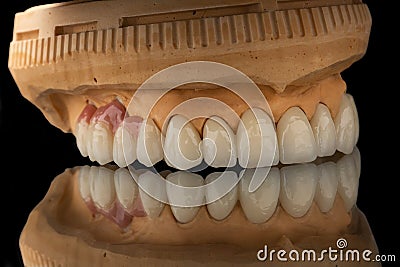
[78,165,91,201]
[237,108,279,168]
[239,168,280,223]
[310,104,336,157]
[114,168,138,211]
[202,116,237,168]
[205,171,238,221]
[90,166,116,211]
[335,94,357,154]
[166,171,204,223]
[164,115,202,170]
[277,107,317,164]
[315,162,338,213]
[280,164,318,218]
[75,104,96,157]
[138,171,166,218]
[136,119,164,167]
[337,153,359,211]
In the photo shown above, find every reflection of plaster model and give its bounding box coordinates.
[8,0,379,266]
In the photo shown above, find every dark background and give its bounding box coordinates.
[1,1,397,266]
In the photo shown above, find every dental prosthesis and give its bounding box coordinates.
[8,0,379,266]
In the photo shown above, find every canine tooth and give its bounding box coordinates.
[202,116,237,167]
[75,104,96,157]
[310,104,336,157]
[138,171,167,218]
[280,164,318,218]
[166,171,204,223]
[237,108,279,168]
[136,119,164,167]
[337,153,359,211]
[347,94,360,144]
[205,171,238,220]
[335,94,356,154]
[239,168,280,223]
[277,107,317,164]
[114,168,138,211]
[78,165,91,201]
[315,162,338,212]
[90,167,116,211]
[164,115,202,170]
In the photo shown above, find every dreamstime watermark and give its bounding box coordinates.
[257,238,396,263]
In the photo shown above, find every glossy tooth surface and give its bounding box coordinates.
[137,119,164,167]
[91,122,114,165]
[75,104,96,157]
[280,164,317,218]
[237,108,279,168]
[202,116,237,168]
[347,94,360,144]
[310,104,336,157]
[90,167,116,211]
[86,124,95,161]
[78,165,91,201]
[239,168,280,223]
[315,162,338,212]
[335,94,357,154]
[166,171,204,223]
[114,168,138,211]
[277,107,317,164]
[138,171,167,218]
[337,153,359,211]
[164,115,202,170]
[205,172,238,221]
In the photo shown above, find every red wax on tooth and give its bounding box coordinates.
[123,116,143,138]
[77,104,97,124]
[131,195,146,217]
[90,100,126,134]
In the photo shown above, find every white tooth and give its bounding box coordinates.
[347,94,360,144]
[239,168,280,223]
[90,166,116,211]
[237,108,279,168]
[280,164,318,218]
[113,125,137,167]
[78,165,91,201]
[76,121,89,157]
[352,147,361,178]
[87,124,95,161]
[315,162,338,213]
[166,171,204,223]
[114,168,138,211]
[202,116,237,167]
[138,171,166,218]
[277,107,317,164]
[310,104,336,157]
[164,115,202,170]
[205,171,238,221]
[335,94,356,154]
[136,119,163,167]
[91,122,114,165]
[337,153,359,211]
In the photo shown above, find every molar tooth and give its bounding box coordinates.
[237,108,279,168]
[205,171,238,221]
[335,94,357,154]
[114,168,138,211]
[280,164,318,218]
[90,166,116,211]
[164,115,202,170]
[202,116,237,168]
[337,153,359,211]
[315,162,338,213]
[78,165,91,201]
[166,171,204,223]
[277,107,317,164]
[75,104,96,157]
[310,104,336,157]
[239,168,280,223]
[138,171,167,218]
[136,119,164,167]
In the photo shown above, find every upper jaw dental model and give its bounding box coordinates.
[8,0,380,266]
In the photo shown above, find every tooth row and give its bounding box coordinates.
[78,148,360,225]
[75,94,359,168]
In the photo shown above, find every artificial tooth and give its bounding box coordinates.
[114,168,138,211]
[202,116,237,167]
[315,162,338,213]
[236,108,279,168]
[205,171,238,221]
[78,165,91,201]
[347,94,360,144]
[335,94,357,154]
[239,168,280,223]
[277,107,317,164]
[337,153,359,211]
[310,104,336,157]
[138,171,167,218]
[280,164,318,218]
[136,118,164,167]
[75,104,96,157]
[164,115,203,170]
[90,166,116,211]
[166,171,204,223]
[352,146,361,178]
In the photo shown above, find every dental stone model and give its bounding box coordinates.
[8,0,379,266]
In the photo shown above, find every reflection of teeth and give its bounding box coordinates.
[90,166,116,211]
[164,115,202,170]
[310,104,336,157]
[75,104,96,157]
[138,171,166,218]
[136,119,164,167]
[335,94,357,154]
[237,108,279,168]
[277,107,317,164]
[239,168,280,223]
[78,165,91,201]
[202,116,237,168]
[114,168,138,211]
[166,171,204,223]
[205,171,238,221]
[280,164,317,218]
[315,162,338,213]
[337,152,359,211]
